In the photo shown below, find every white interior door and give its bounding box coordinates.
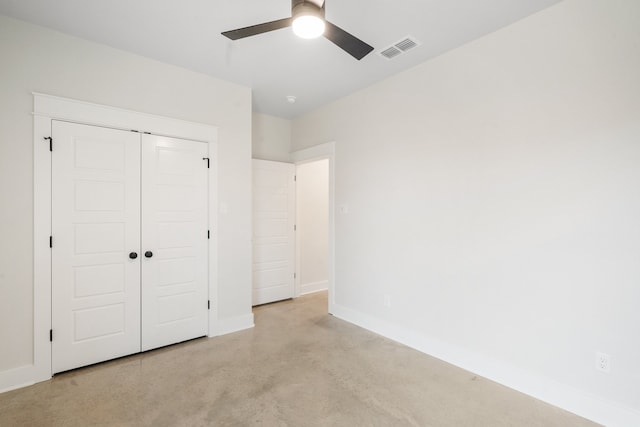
[252,159,296,305]
[52,121,141,373]
[141,135,209,351]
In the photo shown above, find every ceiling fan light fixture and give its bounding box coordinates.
[292,15,325,39]
[221,0,374,60]
[292,2,325,39]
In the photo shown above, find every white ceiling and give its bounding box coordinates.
[0,0,561,119]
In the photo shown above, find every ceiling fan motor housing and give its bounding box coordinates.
[292,0,325,20]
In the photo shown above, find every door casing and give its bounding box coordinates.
[33,93,218,382]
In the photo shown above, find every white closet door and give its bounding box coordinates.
[252,160,296,305]
[52,121,141,373]
[141,135,209,351]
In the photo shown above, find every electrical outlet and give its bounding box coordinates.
[383,294,391,308]
[596,352,611,374]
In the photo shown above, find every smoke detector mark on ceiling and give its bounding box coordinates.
[379,36,421,60]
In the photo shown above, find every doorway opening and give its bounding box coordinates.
[292,142,335,315]
[250,143,335,313]
[295,159,329,301]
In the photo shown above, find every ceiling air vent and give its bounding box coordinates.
[380,46,402,59]
[379,36,421,60]
[395,38,418,52]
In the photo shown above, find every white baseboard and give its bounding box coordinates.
[211,312,255,337]
[300,280,328,296]
[331,303,640,427]
[2,313,255,394]
[0,364,37,394]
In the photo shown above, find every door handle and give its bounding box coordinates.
[144,251,153,258]
[129,252,138,259]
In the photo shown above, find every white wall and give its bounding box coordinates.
[0,16,253,374]
[292,0,640,424]
[252,113,292,162]
[296,159,329,294]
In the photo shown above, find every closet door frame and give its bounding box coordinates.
[33,93,219,382]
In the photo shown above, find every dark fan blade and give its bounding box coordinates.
[222,18,292,40]
[324,21,373,60]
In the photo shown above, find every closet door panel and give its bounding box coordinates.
[141,135,208,351]
[51,121,141,373]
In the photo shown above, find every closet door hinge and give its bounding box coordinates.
[202,157,210,168]
[294,224,296,231]
[294,273,296,279]
[49,236,53,248]
[44,136,52,151]
[207,230,210,239]
[294,175,297,182]
[49,329,53,342]
[208,300,210,310]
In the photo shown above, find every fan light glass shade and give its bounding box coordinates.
[292,15,325,39]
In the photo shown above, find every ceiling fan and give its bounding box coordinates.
[222,0,374,60]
